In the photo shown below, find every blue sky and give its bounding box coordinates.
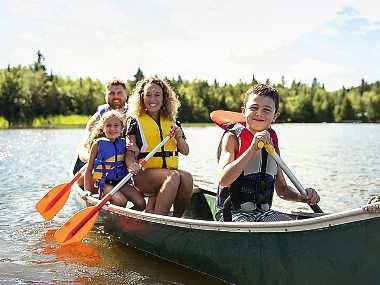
[1,0,379,90]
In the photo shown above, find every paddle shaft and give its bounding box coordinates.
[43,164,87,212]
[62,132,174,242]
[262,143,323,213]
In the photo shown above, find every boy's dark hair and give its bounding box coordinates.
[106,79,126,90]
[243,83,279,112]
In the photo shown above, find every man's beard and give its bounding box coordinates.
[109,100,124,110]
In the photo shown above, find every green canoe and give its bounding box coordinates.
[73,184,380,285]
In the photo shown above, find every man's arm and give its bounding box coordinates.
[77,113,100,163]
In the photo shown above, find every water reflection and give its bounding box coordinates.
[32,229,101,267]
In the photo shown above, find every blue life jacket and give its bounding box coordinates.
[92,137,128,193]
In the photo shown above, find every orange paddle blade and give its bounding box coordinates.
[35,183,72,221]
[54,206,99,245]
[210,110,245,129]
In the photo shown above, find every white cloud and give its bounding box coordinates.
[349,0,380,24]
[335,1,380,33]
[2,0,379,90]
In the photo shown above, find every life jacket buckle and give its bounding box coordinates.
[241,202,257,212]
[259,203,270,211]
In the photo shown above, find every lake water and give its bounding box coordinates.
[0,124,379,284]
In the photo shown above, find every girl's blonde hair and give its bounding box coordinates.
[128,77,180,121]
[86,110,126,149]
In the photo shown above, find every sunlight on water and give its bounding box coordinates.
[0,124,379,284]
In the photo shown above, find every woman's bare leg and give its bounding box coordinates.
[119,185,146,211]
[102,184,128,207]
[145,196,156,213]
[154,170,180,215]
[173,170,194,217]
[133,169,181,216]
[133,168,171,195]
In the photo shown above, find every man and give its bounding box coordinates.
[76,79,128,169]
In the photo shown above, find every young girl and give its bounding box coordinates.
[217,83,320,222]
[84,110,145,210]
[126,77,193,216]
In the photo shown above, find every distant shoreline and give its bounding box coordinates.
[1,121,379,130]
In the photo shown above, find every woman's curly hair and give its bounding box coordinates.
[127,77,180,121]
[86,110,126,149]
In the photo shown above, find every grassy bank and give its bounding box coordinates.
[182,122,213,127]
[32,115,90,128]
[0,117,8,128]
[0,116,213,129]
[0,115,90,129]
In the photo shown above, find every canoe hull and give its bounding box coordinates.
[73,186,380,285]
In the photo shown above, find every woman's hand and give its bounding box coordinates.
[172,124,184,141]
[126,142,140,156]
[128,161,142,175]
[172,124,189,155]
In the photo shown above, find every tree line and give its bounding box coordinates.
[1,52,379,127]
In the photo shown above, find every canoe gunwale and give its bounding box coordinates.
[76,186,380,233]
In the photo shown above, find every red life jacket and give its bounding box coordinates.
[216,123,279,219]
[232,124,279,158]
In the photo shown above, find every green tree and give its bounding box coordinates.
[363,90,380,122]
[0,67,25,126]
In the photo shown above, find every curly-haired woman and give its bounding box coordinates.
[126,77,193,216]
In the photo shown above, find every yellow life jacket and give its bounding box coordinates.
[136,114,178,169]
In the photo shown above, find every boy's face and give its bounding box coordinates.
[105,85,127,110]
[243,94,279,132]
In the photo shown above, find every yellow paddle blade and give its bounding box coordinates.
[54,206,99,245]
[35,183,72,221]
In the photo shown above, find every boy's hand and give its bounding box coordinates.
[300,188,320,205]
[251,130,271,151]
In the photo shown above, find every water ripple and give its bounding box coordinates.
[0,125,379,284]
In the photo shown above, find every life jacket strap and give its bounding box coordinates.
[138,150,179,159]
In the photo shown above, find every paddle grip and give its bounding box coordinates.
[310,204,323,214]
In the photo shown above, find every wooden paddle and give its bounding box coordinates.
[210,109,323,213]
[54,130,175,245]
[36,164,87,221]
